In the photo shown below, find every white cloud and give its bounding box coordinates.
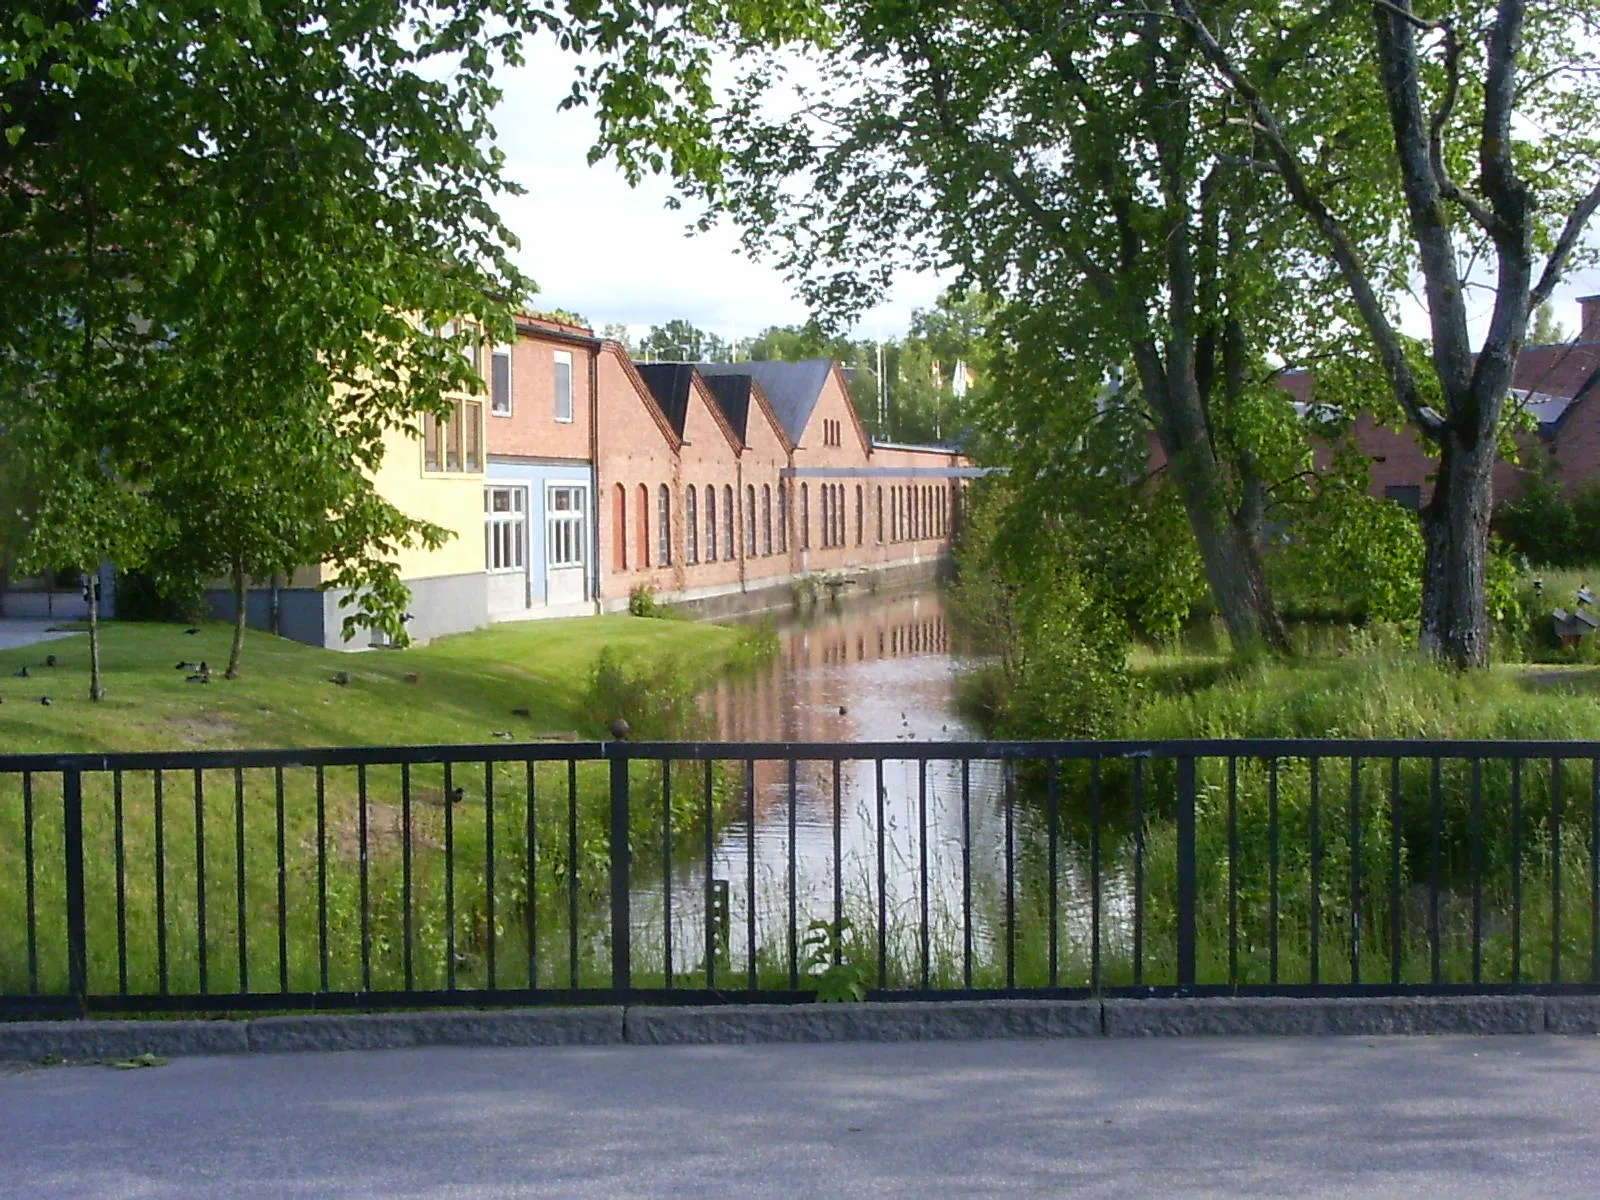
[492,43,947,341]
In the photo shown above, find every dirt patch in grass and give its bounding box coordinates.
[165,712,239,745]
[324,800,444,858]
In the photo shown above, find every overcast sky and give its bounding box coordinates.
[492,41,1600,346]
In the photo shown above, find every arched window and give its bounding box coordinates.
[746,485,757,557]
[636,482,650,568]
[838,485,847,547]
[658,484,672,565]
[706,485,718,561]
[890,486,899,542]
[855,486,863,546]
[876,486,884,543]
[819,483,830,548]
[723,484,735,558]
[800,483,810,550]
[762,485,772,555]
[685,486,698,564]
[777,480,788,552]
[612,483,627,571]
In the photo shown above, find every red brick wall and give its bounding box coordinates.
[489,326,595,461]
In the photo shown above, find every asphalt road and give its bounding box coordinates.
[4,1035,1600,1198]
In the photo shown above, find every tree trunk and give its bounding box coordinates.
[1141,359,1291,656]
[226,562,246,680]
[87,569,104,702]
[1419,431,1495,668]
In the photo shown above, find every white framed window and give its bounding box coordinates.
[658,485,673,566]
[484,486,527,572]
[490,344,512,416]
[546,483,587,567]
[554,350,573,422]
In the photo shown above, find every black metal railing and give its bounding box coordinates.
[4,739,1600,1017]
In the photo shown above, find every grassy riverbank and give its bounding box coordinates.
[0,615,767,753]
[0,615,770,1001]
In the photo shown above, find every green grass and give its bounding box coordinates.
[0,616,767,1003]
[0,614,756,753]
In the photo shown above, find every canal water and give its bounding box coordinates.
[630,587,1132,987]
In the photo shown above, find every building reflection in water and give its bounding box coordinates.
[628,588,1137,986]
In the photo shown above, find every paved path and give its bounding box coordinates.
[0,620,79,651]
[4,1035,1600,1198]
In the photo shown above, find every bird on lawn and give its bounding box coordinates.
[184,627,200,635]
[448,786,465,805]
[44,654,56,668]
[39,696,51,706]
[332,671,351,686]
[13,665,27,678]
[186,662,212,684]
[491,731,514,740]
[175,661,200,671]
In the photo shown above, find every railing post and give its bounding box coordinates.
[63,768,88,1014]
[609,750,632,995]
[1175,756,1197,992]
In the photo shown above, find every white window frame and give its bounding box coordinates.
[484,486,527,574]
[490,344,513,417]
[553,350,574,423]
[546,480,588,568]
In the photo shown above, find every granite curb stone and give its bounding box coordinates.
[622,1000,1103,1044]
[1102,995,1546,1037]
[246,1007,626,1053]
[1544,996,1600,1034]
[0,1018,250,1062]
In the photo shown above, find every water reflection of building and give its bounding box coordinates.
[706,592,954,747]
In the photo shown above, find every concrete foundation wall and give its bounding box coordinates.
[207,570,487,650]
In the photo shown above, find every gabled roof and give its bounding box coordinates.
[602,344,682,451]
[633,362,743,453]
[697,359,835,445]
[699,374,753,441]
[633,363,697,439]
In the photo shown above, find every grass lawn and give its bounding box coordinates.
[0,615,756,754]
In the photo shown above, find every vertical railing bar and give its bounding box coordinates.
[787,758,798,990]
[1512,757,1523,983]
[876,758,887,990]
[1592,758,1600,985]
[1175,757,1197,992]
[23,771,37,994]
[274,767,287,995]
[1090,758,1102,992]
[1471,758,1483,987]
[155,769,168,996]
[1310,756,1320,986]
[1132,757,1144,988]
[703,758,715,990]
[1047,758,1059,990]
[1228,757,1238,987]
[114,770,128,996]
[1268,757,1278,986]
[233,768,247,996]
[62,769,86,1009]
[359,765,371,994]
[662,760,673,989]
[443,760,455,992]
[1428,757,1441,986]
[1389,756,1402,986]
[745,759,756,992]
[1552,756,1563,985]
[961,758,972,990]
[568,759,579,991]
[401,762,414,993]
[526,759,537,992]
[609,752,631,997]
[918,758,929,992]
[1349,756,1361,987]
[194,768,208,995]
[1004,759,1016,991]
[317,765,329,994]
[485,760,497,992]
[832,758,843,966]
